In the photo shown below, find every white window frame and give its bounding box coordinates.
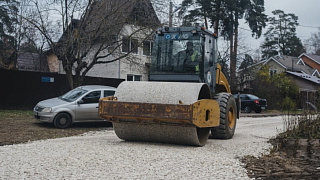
[122,36,138,55]
[127,74,142,81]
[142,40,153,56]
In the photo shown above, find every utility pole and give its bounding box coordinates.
[169,1,181,27]
[169,1,173,27]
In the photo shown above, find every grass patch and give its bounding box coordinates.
[280,112,320,139]
[0,110,112,146]
[271,111,320,152]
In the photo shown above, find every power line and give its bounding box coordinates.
[298,25,320,29]
[238,27,251,32]
[240,25,320,31]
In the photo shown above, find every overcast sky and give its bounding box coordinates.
[238,0,320,48]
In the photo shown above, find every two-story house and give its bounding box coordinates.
[263,55,319,77]
[46,0,160,81]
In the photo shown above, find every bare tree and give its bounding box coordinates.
[151,0,182,26]
[305,28,320,55]
[21,0,159,89]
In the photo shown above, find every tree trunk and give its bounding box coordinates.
[229,10,236,92]
[229,7,239,92]
[229,33,235,91]
[231,23,239,92]
[66,70,74,90]
[213,0,221,35]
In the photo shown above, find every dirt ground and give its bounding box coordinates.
[242,138,320,179]
[0,110,112,146]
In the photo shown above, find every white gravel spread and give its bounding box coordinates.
[0,116,284,179]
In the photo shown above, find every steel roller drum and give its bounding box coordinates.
[113,81,211,146]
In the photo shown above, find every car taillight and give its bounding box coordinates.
[254,100,259,104]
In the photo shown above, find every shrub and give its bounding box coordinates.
[282,97,296,113]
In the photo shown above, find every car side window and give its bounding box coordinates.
[82,91,101,104]
[104,90,115,97]
[240,95,249,100]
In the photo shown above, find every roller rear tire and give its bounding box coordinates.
[210,93,237,139]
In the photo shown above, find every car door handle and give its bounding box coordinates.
[96,107,99,108]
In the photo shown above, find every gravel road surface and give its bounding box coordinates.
[0,116,284,179]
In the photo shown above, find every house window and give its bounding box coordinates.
[270,69,273,76]
[107,35,117,53]
[127,74,141,81]
[143,40,153,56]
[270,69,277,76]
[122,37,138,54]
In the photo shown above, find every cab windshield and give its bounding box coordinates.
[151,32,202,74]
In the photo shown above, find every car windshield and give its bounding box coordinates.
[59,88,88,102]
[248,94,259,99]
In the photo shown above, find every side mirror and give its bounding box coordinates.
[77,100,84,104]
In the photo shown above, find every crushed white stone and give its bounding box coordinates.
[0,116,283,180]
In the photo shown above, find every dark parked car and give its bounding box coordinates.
[234,94,267,113]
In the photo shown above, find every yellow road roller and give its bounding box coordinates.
[99,26,239,146]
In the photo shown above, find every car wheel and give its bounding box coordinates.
[210,93,237,139]
[244,106,251,113]
[54,113,72,129]
[255,108,262,113]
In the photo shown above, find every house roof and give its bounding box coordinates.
[264,55,315,75]
[81,0,160,38]
[17,51,49,72]
[264,56,287,69]
[237,55,320,76]
[312,69,320,77]
[88,0,160,27]
[51,0,160,56]
[298,53,320,65]
[237,59,266,73]
[286,71,320,85]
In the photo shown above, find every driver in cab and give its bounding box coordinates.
[174,42,199,73]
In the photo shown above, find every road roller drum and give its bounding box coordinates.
[99,81,221,146]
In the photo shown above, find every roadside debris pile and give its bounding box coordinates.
[242,113,320,179]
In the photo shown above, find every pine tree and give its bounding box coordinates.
[261,10,305,58]
[0,0,18,69]
[179,0,267,91]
